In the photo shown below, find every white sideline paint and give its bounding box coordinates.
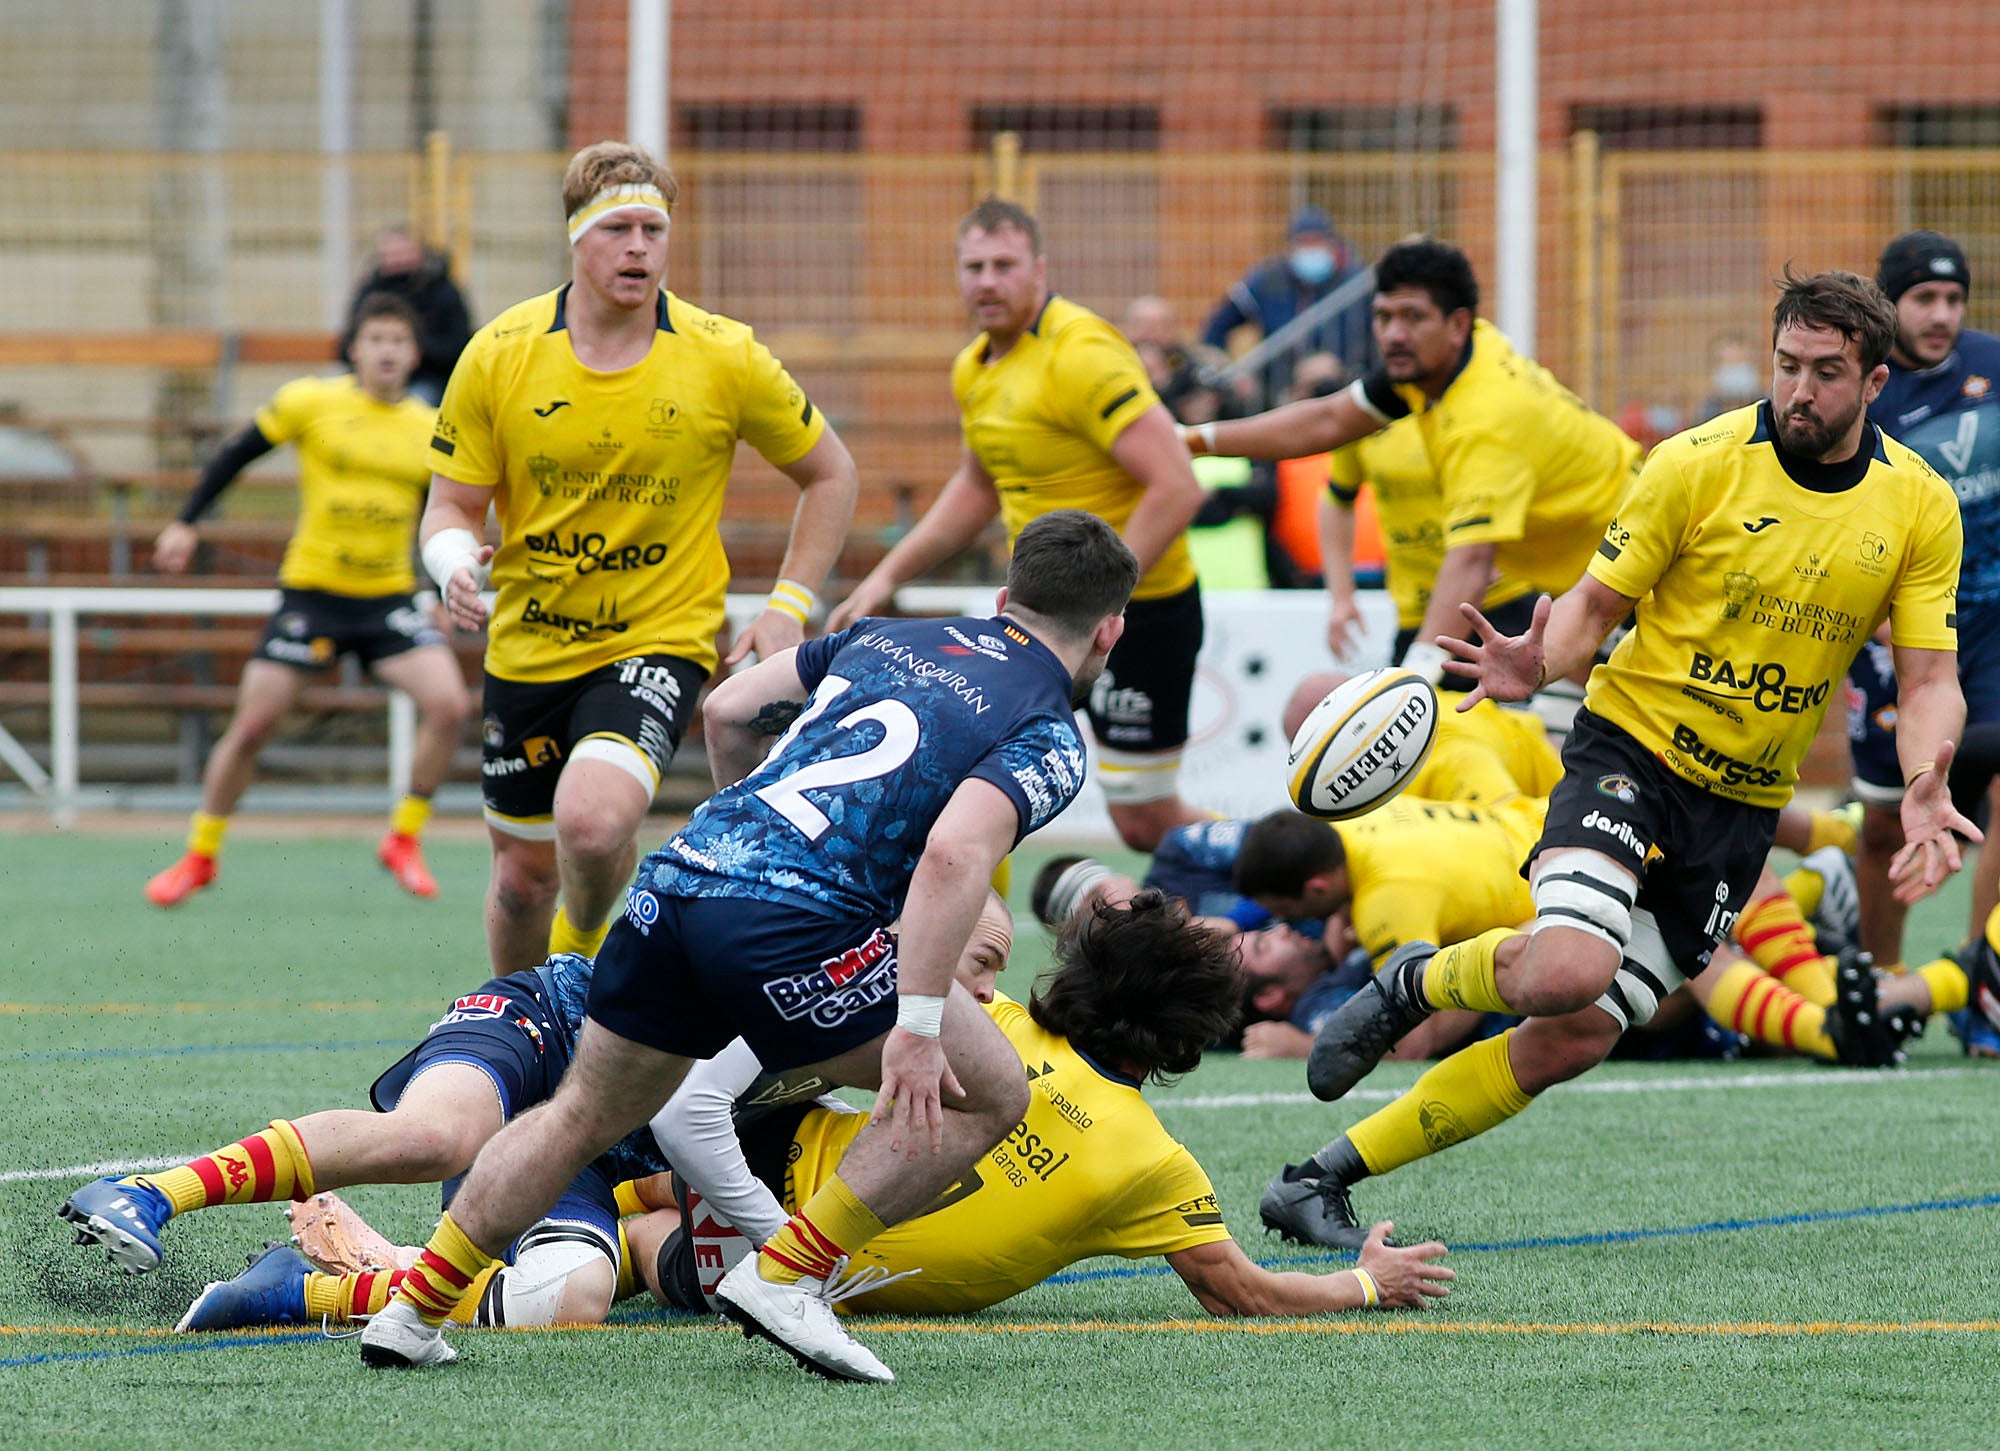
[3,1067,1982,1183]
[1154,1065,1987,1113]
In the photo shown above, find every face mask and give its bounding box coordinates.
[1289,245,1335,286]
[1711,361,1759,398]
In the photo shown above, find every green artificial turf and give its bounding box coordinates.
[0,828,1994,1451]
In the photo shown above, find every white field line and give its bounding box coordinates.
[1154,1064,1988,1112]
[3,1068,1987,1182]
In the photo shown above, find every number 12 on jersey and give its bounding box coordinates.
[754,674,920,840]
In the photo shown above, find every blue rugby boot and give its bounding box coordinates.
[175,1243,312,1332]
[57,1176,172,1273]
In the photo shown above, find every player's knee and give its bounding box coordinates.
[487,1238,615,1328]
[491,844,559,914]
[419,680,471,731]
[390,1117,483,1180]
[1106,798,1181,854]
[1526,850,1635,1009]
[226,711,284,753]
[552,793,638,868]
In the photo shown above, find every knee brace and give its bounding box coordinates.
[1531,849,1638,954]
[477,1225,616,1328]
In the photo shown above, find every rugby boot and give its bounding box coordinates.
[1799,845,1859,955]
[57,1175,172,1272]
[359,1298,458,1369]
[144,851,216,908]
[715,1254,895,1384]
[175,1242,310,1332]
[1826,948,1915,1068]
[1259,1164,1375,1251]
[1952,926,2000,1057]
[1307,941,1436,1102]
[287,1191,414,1274]
[378,831,438,899]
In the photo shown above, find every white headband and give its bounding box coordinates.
[567,184,672,245]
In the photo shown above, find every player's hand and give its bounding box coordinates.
[441,546,494,632]
[1356,1221,1453,1309]
[1439,594,1551,709]
[871,1026,964,1158]
[827,577,896,633]
[153,521,198,575]
[1325,596,1364,658]
[1241,1021,1313,1060]
[1891,740,1983,904]
[724,608,804,668]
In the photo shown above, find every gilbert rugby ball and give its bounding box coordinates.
[1284,667,1440,820]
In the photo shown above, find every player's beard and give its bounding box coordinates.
[1777,395,1864,460]
[1072,651,1110,708]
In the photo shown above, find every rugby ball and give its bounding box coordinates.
[1284,668,1439,820]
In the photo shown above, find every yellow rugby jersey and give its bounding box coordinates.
[1358,320,1639,603]
[1340,794,1544,965]
[1404,693,1564,803]
[953,295,1194,601]
[1586,403,1962,808]
[1328,416,1449,629]
[782,993,1230,1314]
[431,287,824,681]
[253,375,434,595]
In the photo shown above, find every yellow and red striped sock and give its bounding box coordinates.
[1733,894,1832,1002]
[396,1211,495,1327]
[757,1174,885,1286]
[131,1119,315,1216]
[305,1262,499,1325]
[1705,959,1834,1061]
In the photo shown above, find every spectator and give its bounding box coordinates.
[1124,295,1199,410]
[1268,353,1347,587]
[1202,206,1373,400]
[1696,335,1762,421]
[1174,376,1272,589]
[341,225,474,405]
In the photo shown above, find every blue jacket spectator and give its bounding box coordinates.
[1202,207,1373,401]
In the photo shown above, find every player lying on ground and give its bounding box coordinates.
[188,890,1452,1329]
[80,894,1011,1331]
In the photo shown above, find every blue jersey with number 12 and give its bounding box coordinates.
[642,615,1087,920]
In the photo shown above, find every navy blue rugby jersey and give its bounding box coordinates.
[642,616,1086,920]
[1872,327,2000,605]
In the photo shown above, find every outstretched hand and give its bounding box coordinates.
[1356,1221,1453,1309]
[1892,739,1984,904]
[1438,595,1552,710]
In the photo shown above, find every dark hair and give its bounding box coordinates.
[1771,265,1898,372]
[1232,810,1343,900]
[352,291,422,338]
[958,196,1041,254]
[1373,238,1479,318]
[1005,509,1138,639]
[1030,889,1243,1085]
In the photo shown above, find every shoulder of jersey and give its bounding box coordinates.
[1666,403,1760,455]
[1040,298,1123,350]
[1953,327,2000,369]
[661,292,754,348]
[1878,428,1954,491]
[469,289,565,351]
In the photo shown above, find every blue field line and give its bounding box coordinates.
[0,1331,319,1369]
[1043,1189,2000,1287]
[7,1039,404,1063]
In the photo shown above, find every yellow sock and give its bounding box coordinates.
[389,794,433,840]
[615,1221,638,1302]
[1776,955,1838,1008]
[187,811,228,859]
[133,1119,315,1216]
[548,905,611,959]
[1421,928,1518,1013]
[613,1179,647,1218]
[397,1211,495,1327]
[990,856,1012,899]
[305,1267,396,1323]
[453,1263,501,1324]
[1347,1030,1534,1175]
[757,1173,886,1286]
[1783,866,1825,920]
[1805,808,1857,856]
[1703,959,1834,1061]
[1918,959,1970,1015]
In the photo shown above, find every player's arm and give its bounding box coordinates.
[1107,403,1205,579]
[1889,643,1978,904]
[828,451,1001,630]
[873,777,1019,1153]
[1184,383,1383,463]
[727,428,862,666]
[1318,491,1366,656]
[154,422,280,574]
[1440,577,1633,710]
[700,645,809,789]
[418,474,497,632]
[646,1038,791,1244]
[1166,1223,1452,1315]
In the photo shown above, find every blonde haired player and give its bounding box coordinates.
[145,294,469,905]
[420,141,858,972]
[829,198,1206,853]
